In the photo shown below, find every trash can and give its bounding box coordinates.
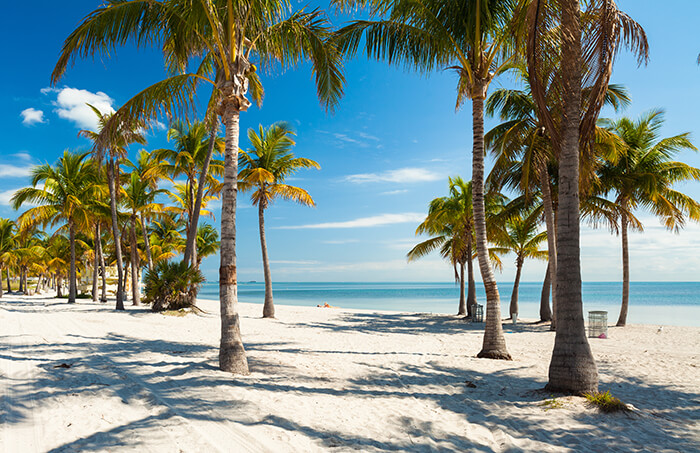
[471,304,484,323]
[588,311,608,338]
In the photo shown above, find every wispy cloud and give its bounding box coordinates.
[0,165,31,178]
[316,130,381,149]
[12,152,32,161]
[381,189,409,195]
[269,260,320,265]
[20,108,46,126]
[0,186,41,206]
[322,239,361,245]
[345,168,442,184]
[278,212,424,229]
[42,87,115,129]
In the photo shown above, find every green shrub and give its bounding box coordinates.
[143,260,204,312]
[584,391,630,413]
[540,397,564,411]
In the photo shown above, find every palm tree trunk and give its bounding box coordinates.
[35,274,43,295]
[184,122,218,268]
[467,246,476,319]
[6,268,10,293]
[258,203,275,318]
[617,207,630,326]
[0,265,3,298]
[219,105,249,374]
[538,163,558,330]
[540,261,553,322]
[107,158,125,310]
[458,261,466,316]
[130,215,140,306]
[97,224,107,302]
[140,214,153,271]
[510,257,523,320]
[68,221,77,303]
[57,276,63,298]
[545,0,598,394]
[92,223,100,302]
[472,91,511,360]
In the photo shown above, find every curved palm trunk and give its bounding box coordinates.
[0,266,3,298]
[185,123,218,269]
[540,261,553,322]
[219,105,249,374]
[538,163,558,330]
[509,257,524,320]
[68,221,77,303]
[457,261,466,316]
[258,203,275,318]
[107,158,125,310]
[616,208,630,326]
[6,268,10,293]
[92,223,100,302]
[130,216,140,306]
[140,214,153,271]
[35,274,43,295]
[472,94,511,360]
[57,276,63,298]
[545,0,598,394]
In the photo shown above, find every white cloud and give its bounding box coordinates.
[12,152,32,161]
[322,239,361,245]
[269,260,320,265]
[0,165,31,178]
[0,189,17,205]
[278,212,424,230]
[345,168,442,184]
[20,108,45,126]
[44,87,115,129]
[381,189,409,195]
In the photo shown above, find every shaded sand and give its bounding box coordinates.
[0,294,698,452]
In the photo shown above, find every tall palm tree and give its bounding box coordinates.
[122,171,166,305]
[0,219,17,298]
[596,110,700,326]
[12,151,97,303]
[153,120,224,266]
[79,105,147,310]
[492,208,547,320]
[335,0,517,359]
[526,0,647,393]
[53,0,345,374]
[239,123,320,318]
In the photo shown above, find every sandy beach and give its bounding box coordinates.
[1,293,698,452]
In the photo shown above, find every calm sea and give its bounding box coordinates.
[198,281,700,327]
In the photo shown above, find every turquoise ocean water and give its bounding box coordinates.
[198,281,700,327]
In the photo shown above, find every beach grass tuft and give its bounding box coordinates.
[584,391,630,413]
[540,397,564,411]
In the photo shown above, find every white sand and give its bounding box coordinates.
[0,293,698,452]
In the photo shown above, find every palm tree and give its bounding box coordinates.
[124,149,170,271]
[485,73,630,327]
[335,0,517,359]
[153,121,225,266]
[122,171,166,305]
[526,0,647,393]
[53,0,345,374]
[239,123,320,318]
[12,151,97,303]
[196,223,221,267]
[79,105,147,310]
[596,110,700,326]
[0,219,16,298]
[492,208,547,320]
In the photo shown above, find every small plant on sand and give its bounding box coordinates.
[143,261,204,312]
[540,397,564,411]
[584,391,630,413]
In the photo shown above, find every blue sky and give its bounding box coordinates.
[1,1,699,283]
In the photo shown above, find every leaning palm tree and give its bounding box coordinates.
[79,105,147,310]
[52,0,345,374]
[239,123,320,318]
[335,0,518,359]
[491,207,548,320]
[12,151,97,303]
[595,110,700,326]
[526,0,647,393]
[0,219,17,298]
